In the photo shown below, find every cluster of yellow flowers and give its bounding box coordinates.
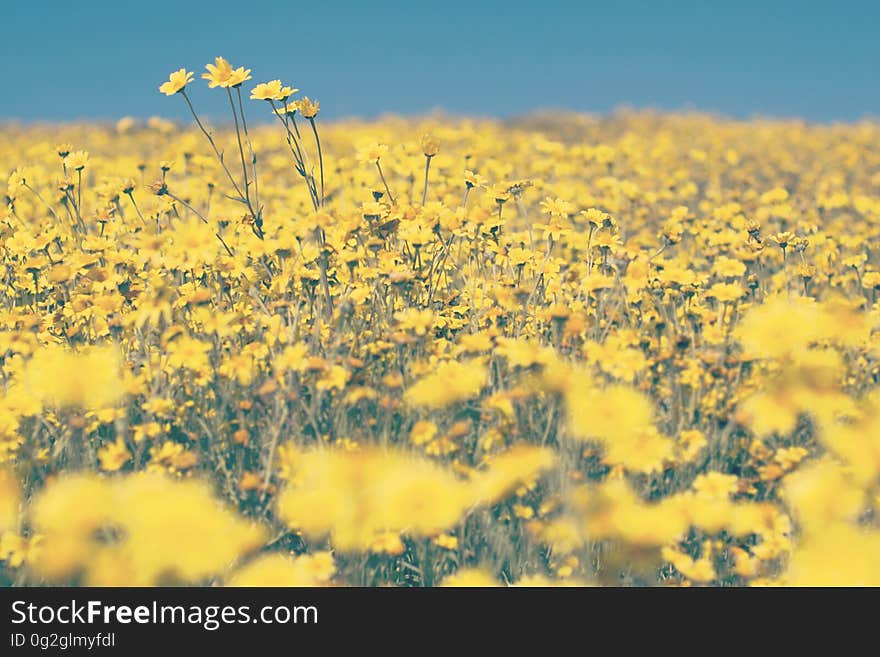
[1,58,879,586]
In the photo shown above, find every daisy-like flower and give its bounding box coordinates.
[202,57,252,89]
[420,133,439,157]
[357,143,388,163]
[540,196,574,218]
[250,80,298,102]
[464,170,487,189]
[158,68,194,96]
[297,97,320,118]
[227,66,253,88]
[65,150,90,171]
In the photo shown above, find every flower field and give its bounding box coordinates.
[1,59,879,586]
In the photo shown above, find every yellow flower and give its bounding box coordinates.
[109,474,265,584]
[440,568,499,587]
[357,143,388,163]
[21,345,123,410]
[97,437,130,472]
[581,208,611,228]
[470,445,556,504]
[566,383,653,446]
[735,295,831,360]
[769,231,796,250]
[405,358,488,408]
[274,343,310,373]
[419,133,439,157]
[712,255,747,278]
[514,573,590,587]
[316,365,350,391]
[678,429,707,461]
[370,532,405,555]
[464,170,487,189]
[540,196,574,218]
[297,97,320,118]
[202,56,251,89]
[159,68,194,96]
[227,67,253,88]
[862,271,880,290]
[395,308,436,336]
[706,282,745,303]
[513,504,534,519]
[276,446,474,551]
[603,427,674,474]
[786,524,880,586]
[0,531,36,569]
[566,480,689,547]
[731,547,760,578]
[65,150,90,171]
[783,459,865,535]
[228,552,335,586]
[410,420,438,446]
[29,474,263,585]
[165,335,212,373]
[28,474,114,580]
[692,472,739,500]
[250,80,298,101]
[149,441,198,471]
[662,546,716,583]
[433,533,459,550]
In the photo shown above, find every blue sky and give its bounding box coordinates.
[3,0,878,122]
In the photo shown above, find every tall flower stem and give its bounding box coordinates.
[166,190,235,257]
[308,117,325,207]
[269,101,320,210]
[226,89,255,215]
[235,87,260,209]
[421,156,432,206]
[23,183,59,222]
[180,90,245,201]
[376,161,395,204]
[124,192,146,225]
[290,114,320,201]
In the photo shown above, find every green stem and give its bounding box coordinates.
[166,191,234,257]
[236,86,260,209]
[180,90,245,200]
[421,156,432,206]
[376,161,395,204]
[308,117,325,207]
[226,89,252,207]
